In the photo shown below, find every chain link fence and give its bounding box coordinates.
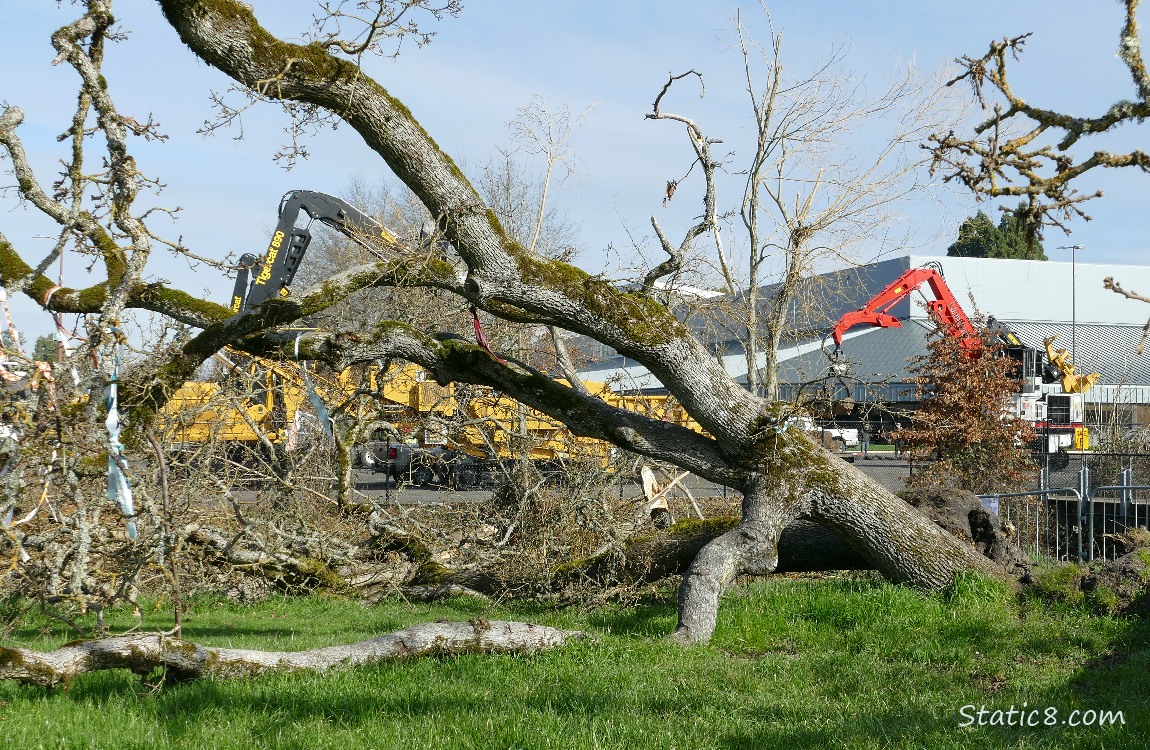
[991,451,1150,563]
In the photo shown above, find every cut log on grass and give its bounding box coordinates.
[0,620,583,687]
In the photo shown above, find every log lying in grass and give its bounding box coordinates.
[0,620,583,687]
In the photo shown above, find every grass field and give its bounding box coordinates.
[1,574,1146,749]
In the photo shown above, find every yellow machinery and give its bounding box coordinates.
[161,354,317,446]
[161,347,384,447]
[168,186,704,466]
[1043,335,1101,394]
[446,379,698,464]
[160,354,703,466]
[360,365,702,465]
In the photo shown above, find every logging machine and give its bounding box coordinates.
[829,265,1099,465]
[230,190,399,314]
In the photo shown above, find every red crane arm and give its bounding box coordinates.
[831,268,979,350]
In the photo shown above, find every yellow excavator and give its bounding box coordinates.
[160,351,701,486]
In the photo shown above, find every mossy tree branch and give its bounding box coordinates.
[325,321,745,487]
[0,107,129,290]
[157,0,763,451]
[121,247,471,424]
[0,233,228,328]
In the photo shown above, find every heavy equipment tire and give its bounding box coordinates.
[454,466,479,489]
[412,465,435,486]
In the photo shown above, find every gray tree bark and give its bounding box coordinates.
[0,621,581,686]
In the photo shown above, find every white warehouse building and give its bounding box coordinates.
[578,255,1150,421]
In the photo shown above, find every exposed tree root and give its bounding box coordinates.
[0,620,582,687]
[900,483,1033,583]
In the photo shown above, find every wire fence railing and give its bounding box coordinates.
[985,489,1085,564]
[977,452,1150,562]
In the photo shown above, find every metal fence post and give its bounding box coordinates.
[385,440,392,505]
[1084,485,1150,561]
[1121,466,1133,516]
[1078,463,1090,562]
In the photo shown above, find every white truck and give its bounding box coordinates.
[793,416,860,451]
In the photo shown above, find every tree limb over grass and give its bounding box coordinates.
[0,620,583,687]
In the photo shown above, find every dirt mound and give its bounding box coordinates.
[1080,529,1150,616]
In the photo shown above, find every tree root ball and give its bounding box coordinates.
[900,483,1033,583]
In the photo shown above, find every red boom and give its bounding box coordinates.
[831,268,980,352]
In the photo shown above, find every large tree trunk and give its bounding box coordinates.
[672,441,1011,645]
[0,621,581,687]
[571,517,872,587]
[152,0,1019,649]
[398,516,873,604]
[805,458,1008,587]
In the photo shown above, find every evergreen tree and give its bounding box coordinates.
[946,204,1046,260]
[946,211,998,258]
[0,329,21,354]
[33,335,59,363]
[996,204,1047,260]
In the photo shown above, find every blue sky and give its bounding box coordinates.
[1,1,1146,343]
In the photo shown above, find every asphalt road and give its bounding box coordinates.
[347,457,916,504]
[351,469,491,504]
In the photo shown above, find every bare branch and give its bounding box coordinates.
[645,71,732,293]
[929,0,1150,237]
[0,621,581,686]
[641,216,685,292]
[548,325,591,396]
[1105,276,1150,353]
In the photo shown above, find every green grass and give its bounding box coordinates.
[2,576,1147,749]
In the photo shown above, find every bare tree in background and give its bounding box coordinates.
[647,7,964,399]
[481,97,597,390]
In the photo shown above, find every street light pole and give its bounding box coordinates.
[1058,244,1085,363]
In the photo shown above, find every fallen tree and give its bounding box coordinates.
[172,482,1013,608]
[0,1,1021,652]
